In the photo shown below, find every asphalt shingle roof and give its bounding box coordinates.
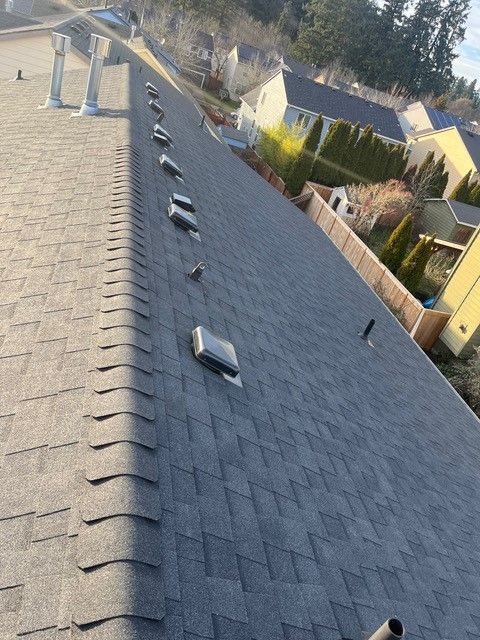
[281,70,406,142]
[457,126,480,170]
[0,9,39,30]
[2,37,480,640]
[447,199,480,226]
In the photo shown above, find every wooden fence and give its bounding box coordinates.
[255,159,292,198]
[300,184,450,348]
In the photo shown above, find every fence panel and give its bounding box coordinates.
[412,310,451,350]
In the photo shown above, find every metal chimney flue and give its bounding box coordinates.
[78,34,111,116]
[44,33,71,108]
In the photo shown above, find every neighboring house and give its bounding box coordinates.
[217,124,249,149]
[272,53,320,79]
[328,185,360,220]
[183,30,214,88]
[398,101,467,137]
[434,227,480,356]
[236,85,261,141]
[421,198,480,249]
[3,21,480,640]
[238,69,406,146]
[222,42,272,99]
[407,126,480,195]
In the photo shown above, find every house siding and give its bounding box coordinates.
[435,227,480,356]
[408,128,479,196]
[240,72,288,143]
[421,201,457,241]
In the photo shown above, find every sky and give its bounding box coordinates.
[453,1,480,81]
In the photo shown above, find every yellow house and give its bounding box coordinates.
[434,226,480,356]
[407,126,480,196]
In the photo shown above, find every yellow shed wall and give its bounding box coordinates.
[435,228,480,356]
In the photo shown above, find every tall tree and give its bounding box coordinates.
[312,119,352,185]
[379,213,413,274]
[285,114,324,196]
[450,170,472,202]
[397,235,436,293]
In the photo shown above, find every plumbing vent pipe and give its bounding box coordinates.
[78,34,111,116]
[368,618,405,640]
[44,32,71,108]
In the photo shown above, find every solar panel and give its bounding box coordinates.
[425,106,464,130]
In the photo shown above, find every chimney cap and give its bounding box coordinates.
[88,33,111,58]
[51,32,71,54]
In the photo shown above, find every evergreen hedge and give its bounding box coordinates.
[379,213,413,274]
[397,235,436,293]
[285,114,324,196]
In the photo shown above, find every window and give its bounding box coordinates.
[296,112,312,129]
[331,196,341,212]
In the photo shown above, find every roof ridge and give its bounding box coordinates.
[72,141,164,631]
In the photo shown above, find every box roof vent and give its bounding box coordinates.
[146,82,159,98]
[149,99,164,117]
[168,203,198,232]
[170,193,195,212]
[192,326,240,377]
[159,154,183,178]
[152,131,172,147]
[153,123,173,145]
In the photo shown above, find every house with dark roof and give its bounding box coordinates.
[183,30,214,88]
[407,126,480,195]
[3,23,480,640]
[398,100,469,137]
[222,43,274,99]
[238,69,406,147]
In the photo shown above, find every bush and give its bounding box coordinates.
[379,213,413,273]
[438,349,480,417]
[257,121,303,180]
[285,114,324,196]
[396,235,436,293]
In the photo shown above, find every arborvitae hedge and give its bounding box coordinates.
[397,235,436,293]
[450,170,473,203]
[285,114,324,196]
[379,213,413,274]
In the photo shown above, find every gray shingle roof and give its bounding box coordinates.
[447,199,480,226]
[0,9,39,30]
[281,70,405,142]
[2,38,480,640]
[456,126,480,170]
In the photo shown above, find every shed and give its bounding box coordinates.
[328,185,360,219]
[422,198,480,247]
[217,124,249,149]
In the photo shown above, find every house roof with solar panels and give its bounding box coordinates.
[3,24,480,640]
[398,100,471,137]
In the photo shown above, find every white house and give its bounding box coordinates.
[238,70,406,148]
[222,43,273,100]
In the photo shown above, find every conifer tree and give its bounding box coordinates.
[403,164,417,188]
[312,119,351,186]
[285,114,324,196]
[413,151,435,188]
[450,170,472,203]
[344,122,361,182]
[430,154,448,198]
[470,183,480,208]
[353,125,375,184]
[379,213,413,274]
[397,235,436,293]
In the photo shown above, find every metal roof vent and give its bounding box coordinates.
[44,32,71,108]
[159,154,183,179]
[78,34,111,116]
[146,82,159,98]
[149,99,164,117]
[168,203,198,232]
[192,326,240,378]
[368,618,404,639]
[170,193,195,212]
[152,124,173,148]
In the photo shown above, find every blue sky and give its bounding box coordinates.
[453,1,480,81]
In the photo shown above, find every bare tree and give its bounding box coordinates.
[239,52,275,94]
[145,2,201,68]
[347,180,413,237]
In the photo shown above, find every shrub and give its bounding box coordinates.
[257,121,303,180]
[396,235,436,293]
[438,348,480,417]
[379,213,413,273]
[285,114,324,196]
[450,170,472,203]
